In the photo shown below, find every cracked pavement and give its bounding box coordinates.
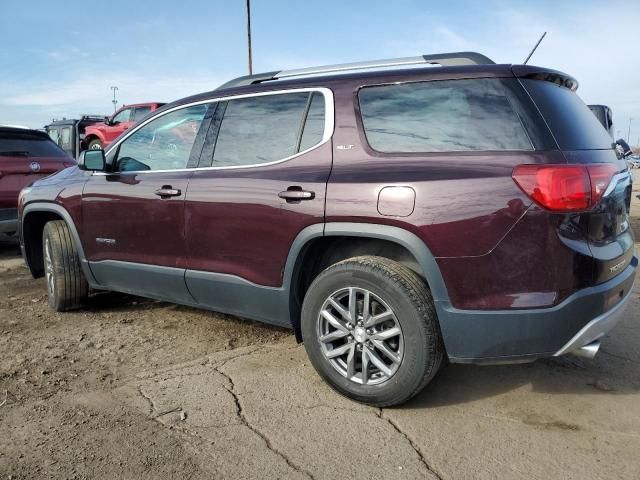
[1,191,639,479]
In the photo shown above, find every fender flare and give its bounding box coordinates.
[283,222,452,338]
[22,202,98,285]
[283,222,450,302]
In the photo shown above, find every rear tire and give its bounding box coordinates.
[43,220,88,312]
[301,256,444,407]
[87,138,102,150]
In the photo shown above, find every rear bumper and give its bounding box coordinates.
[440,253,637,364]
[553,286,632,357]
[0,208,18,234]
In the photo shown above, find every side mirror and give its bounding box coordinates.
[614,138,633,159]
[79,149,106,171]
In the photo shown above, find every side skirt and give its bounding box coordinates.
[87,260,292,328]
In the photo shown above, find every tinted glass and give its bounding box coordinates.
[47,128,59,144]
[112,108,132,124]
[589,106,607,129]
[523,80,613,150]
[60,127,71,146]
[133,106,152,122]
[115,104,207,172]
[299,93,325,152]
[213,93,309,167]
[358,79,532,152]
[0,131,68,158]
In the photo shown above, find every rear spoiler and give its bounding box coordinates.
[511,65,579,91]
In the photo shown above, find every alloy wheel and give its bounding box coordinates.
[317,287,404,385]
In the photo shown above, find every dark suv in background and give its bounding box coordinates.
[18,52,636,406]
[1,127,74,235]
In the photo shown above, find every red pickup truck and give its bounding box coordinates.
[83,102,165,151]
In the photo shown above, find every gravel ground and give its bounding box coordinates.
[0,186,639,479]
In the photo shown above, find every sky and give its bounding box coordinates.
[1,0,639,144]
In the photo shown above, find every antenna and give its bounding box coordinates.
[523,32,547,64]
[246,0,253,75]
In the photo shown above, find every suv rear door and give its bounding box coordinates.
[183,88,333,323]
[81,103,212,302]
[517,71,635,284]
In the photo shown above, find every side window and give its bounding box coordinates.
[213,92,313,167]
[114,104,208,172]
[358,79,532,152]
[112,108,132,124]
[299,93,325,152]
[47,128,59,144]
[133,106,152,122]
[60,127,71,147]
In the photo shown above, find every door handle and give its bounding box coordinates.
[278,188,315,202]
[155,186,181,198]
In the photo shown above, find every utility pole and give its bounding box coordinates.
[628,117,633,144]
[246,0,253,75]
[110,86,119,113]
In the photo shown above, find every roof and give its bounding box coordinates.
[155,51,577,113]
[0,126,50,139]
[121,102,166,108]
[46,115,106,126]
[216,51,496,90]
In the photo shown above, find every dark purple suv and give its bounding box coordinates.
[18,52,637,406]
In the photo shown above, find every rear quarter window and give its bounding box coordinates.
[358,78,533,153]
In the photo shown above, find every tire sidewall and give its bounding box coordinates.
[43,223,64,311]
[302,264,433,405]
[88,139,102,150]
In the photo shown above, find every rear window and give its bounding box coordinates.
[358,78,533,153]
[0,131,68,158]
[133,107,152,122]
[522,80,613,150]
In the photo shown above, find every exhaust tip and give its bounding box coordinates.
[570,340,601,359]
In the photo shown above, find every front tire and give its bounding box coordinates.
[301,256,444,407]
[43,220,88,312]
[87,138,103,150]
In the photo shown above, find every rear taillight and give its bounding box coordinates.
[512,163,616,212]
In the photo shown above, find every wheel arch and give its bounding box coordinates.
[286,223,450,341]
[21,203,97,284]
[84,132,104,146]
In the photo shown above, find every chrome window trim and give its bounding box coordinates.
[95,87,334,175]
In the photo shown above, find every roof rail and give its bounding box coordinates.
[216,51,495,90]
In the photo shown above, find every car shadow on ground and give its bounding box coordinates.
[407,337,640,410]
[0,234,21,259]
[3,233,639,410]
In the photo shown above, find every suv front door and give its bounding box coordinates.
[183,89,333,324]
[81,102,211,302]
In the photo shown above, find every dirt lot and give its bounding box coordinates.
[1,187,639,480]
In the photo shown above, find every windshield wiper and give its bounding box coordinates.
[0,150,30,157]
